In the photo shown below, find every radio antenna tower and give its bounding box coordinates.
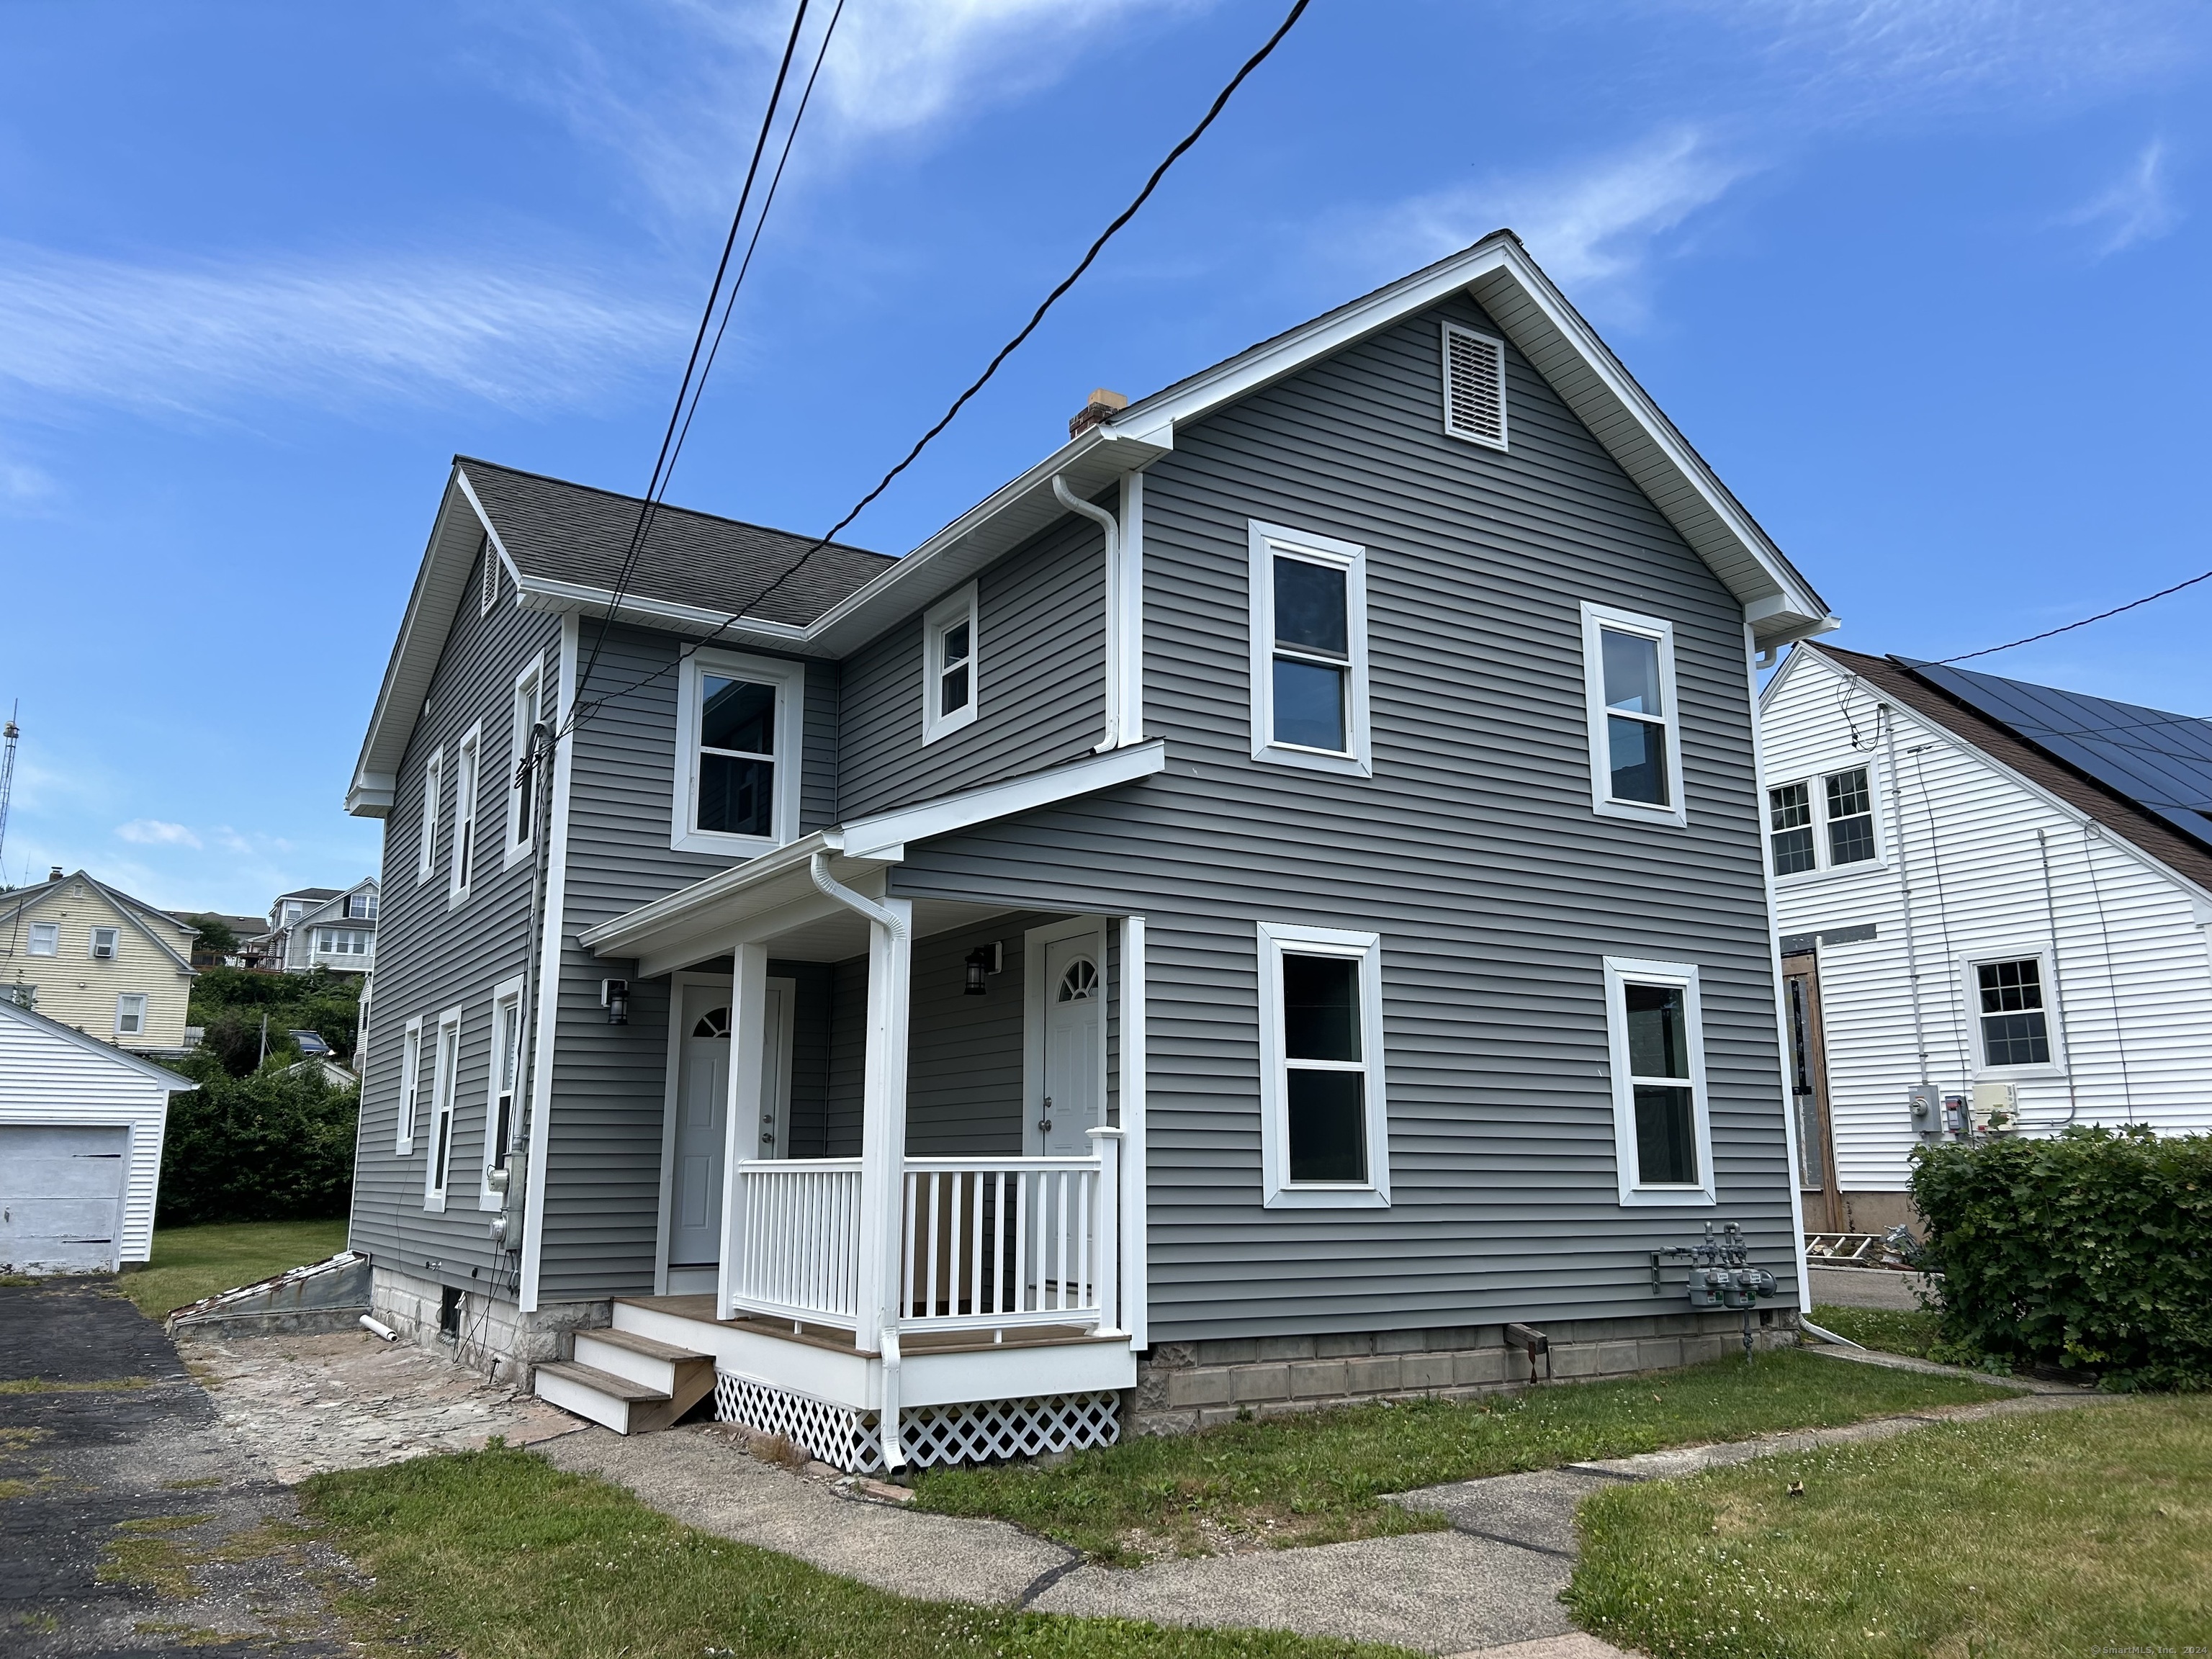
[0,703,19,889]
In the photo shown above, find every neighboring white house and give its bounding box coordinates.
[1760,643,2212,1234]
[0,992,194,1273]
[242,878,379,974]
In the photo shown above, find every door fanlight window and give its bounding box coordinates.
[693,1007,731,1039]
[1057,960,1098,1002]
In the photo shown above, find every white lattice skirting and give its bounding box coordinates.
[711,1372,1120,1473]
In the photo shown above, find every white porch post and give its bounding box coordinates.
[853,898,912,1354]
[1119,914,1148,1348]
[716,940,770,1320]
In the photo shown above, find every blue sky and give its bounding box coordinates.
[2,0,2207,914]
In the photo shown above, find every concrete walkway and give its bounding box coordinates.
[539,1347,2106,1658]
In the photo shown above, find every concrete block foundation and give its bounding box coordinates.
[370,1264,608,1389]
[1130,1310,1798,1435]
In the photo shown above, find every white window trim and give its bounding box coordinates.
[423,1005,463,1212]
[921,581,980,745]
[671,649,805,856]
[1248,521,1372,778]
[480,973,526,1208]
[27,921,58,956]
[417,747,444,885]
[397,1015,423,1156]
[1580,602,1687,828]
[1440,320,1509,450]
[90,927,119,960]
[1602,956,1717,1206]
[114,993,148,1036]
[1960,948,2069,1080]
[505,660,544,869]
[1769,758,1889,886]
[1256,920,1390,1209]
[449,722,482,908]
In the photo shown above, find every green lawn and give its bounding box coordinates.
[116,1219,349,1318]
[301,1444,1415,1659]
[912,1350,2013,1564]
[1809,1304,1943,1360]
[1565,1396,2212,1659]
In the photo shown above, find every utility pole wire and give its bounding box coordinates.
[570,0,816,716]
[562,0,1314,738]
[1933,565,2212,665]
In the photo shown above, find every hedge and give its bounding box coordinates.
[158,1059,358,1226]
[1910,1124,2211,1390]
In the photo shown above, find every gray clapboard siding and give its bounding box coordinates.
[536,622,839,1301]
[350,538,558,1286]
[882,295,1795,1341]
[837,512,1109,820]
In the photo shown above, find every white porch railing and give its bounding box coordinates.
[728,1158,864,1328]
[724,1138,1120,1339]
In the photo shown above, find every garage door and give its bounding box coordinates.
[0,1125,128,1274]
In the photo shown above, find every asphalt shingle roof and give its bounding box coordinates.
[460,457,896,630]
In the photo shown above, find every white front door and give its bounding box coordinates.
[1038,933,1104,1157]
[669,978,791,1269]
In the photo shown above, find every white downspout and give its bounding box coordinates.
[1052,475,1121,753]
[807,853,912,1469]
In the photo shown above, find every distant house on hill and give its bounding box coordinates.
[241,878,379,974]
[0,870,199,1055]
[1759,644,2212,1236]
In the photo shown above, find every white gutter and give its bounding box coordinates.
[1052,475,1123,753]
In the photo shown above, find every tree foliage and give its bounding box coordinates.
[1910,1125,2212,1390]
[179,913,239,955]
[189,966,360,1077]
[158,1048,357,1226]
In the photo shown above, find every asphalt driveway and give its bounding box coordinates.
[0,1276,350,1658]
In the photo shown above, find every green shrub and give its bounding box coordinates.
[188,966,360,1077]
[158,1058,358,1226]
[1910,1125,2212,1390]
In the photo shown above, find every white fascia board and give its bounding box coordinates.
[449,463,526,590]
[348,468,480,818]
[576,830,849,958]
[509,572,814,648]
[841,739,1167,859]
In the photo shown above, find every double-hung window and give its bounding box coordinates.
[449,724,482,905]
[115,994,148,1037]
[1249,521,1370,776]
[423,1007,462,1211]
[90,926,119,960]
[1970,955,2060,1072]
[1581,603,1684,824]
[417,748,443,884]
[673,650,802,855]
[922,583,979,743]
[507,661,543,864]
[481,975,525,1204]
[346,891,378,921]
[396,1015,423,1155]
[27,922,57,956]
[1766,764,1881,877]
[1256,921,1390,1207]
[1603,956,1715,1204]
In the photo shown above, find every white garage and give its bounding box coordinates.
[0,994,192,1274]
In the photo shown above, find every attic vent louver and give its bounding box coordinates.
[1442,323,1506,450]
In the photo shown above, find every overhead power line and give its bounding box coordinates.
[563,0,1314,737]
[569,0,821,717]
[1933,564,2212,665]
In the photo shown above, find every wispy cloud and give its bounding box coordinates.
[1352,130,1754,325]
[0,451,54,505]
[0,242,678,422]
[1684,0,2201,117]
[490,0,1202,222]
[116,819,202,849]
[2060,141,2182,256]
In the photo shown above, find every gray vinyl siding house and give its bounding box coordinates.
[345,233,1837,1469]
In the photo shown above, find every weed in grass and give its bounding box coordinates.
[99,1515,215,1601]
[0,1426,51,1452]
[0,1375,153,1395]
[913,1349,2012,1563]
[1565,1396,2212,1658]
[304,1443,1416,1659]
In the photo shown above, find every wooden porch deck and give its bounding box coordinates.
[613,1295,1118,1360]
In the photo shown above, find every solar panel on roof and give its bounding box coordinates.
[1902,659,2212,851]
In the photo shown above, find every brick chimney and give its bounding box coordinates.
[1067,387,1128,439]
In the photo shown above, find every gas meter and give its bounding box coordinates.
[1655,1220,1777,1359]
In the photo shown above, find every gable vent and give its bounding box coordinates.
[1442,323,1507,450]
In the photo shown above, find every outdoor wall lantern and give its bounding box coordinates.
[601,978,630,1025]
[963,941,1005,996]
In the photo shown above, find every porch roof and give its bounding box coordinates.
[577,739,1166,974]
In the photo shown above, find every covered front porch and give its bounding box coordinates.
[576,825,1146,1471]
